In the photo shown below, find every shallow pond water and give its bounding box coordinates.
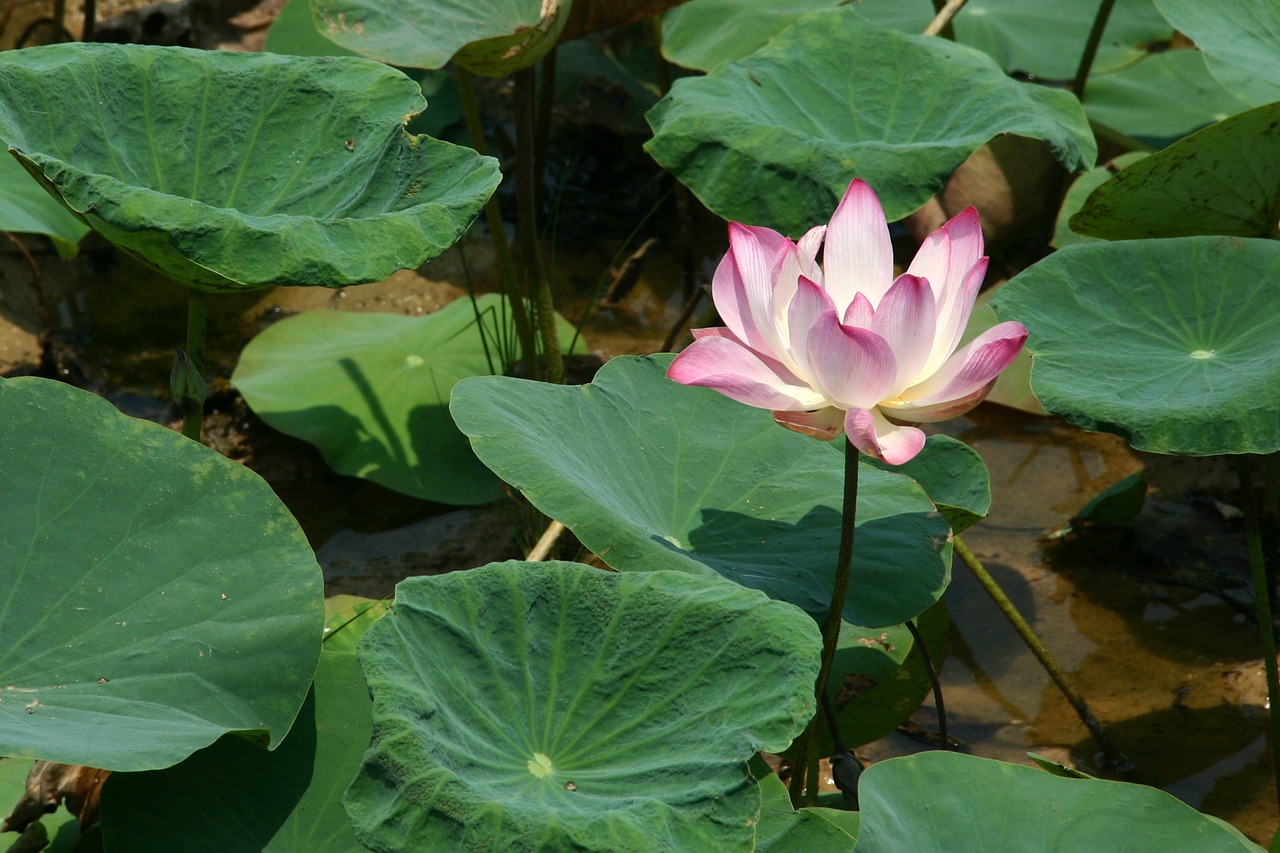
[0,228,1274,843]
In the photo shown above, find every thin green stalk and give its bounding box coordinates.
[178,289,207,442]
[789,447,860,806]
[1237,459,1280,830]
[1072,0,1117,102]
[953,535,1127,770]
[515,67,563,384]
[905,619,948,749]
[456,66,538,376]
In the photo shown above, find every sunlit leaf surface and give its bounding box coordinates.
[452,355,952,628]
[856,752,1264,852]
[345,561,821,852]
[992,237,1280,455]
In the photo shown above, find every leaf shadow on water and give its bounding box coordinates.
[647,504,950,628]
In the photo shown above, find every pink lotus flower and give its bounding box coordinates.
[668,179,1027,465]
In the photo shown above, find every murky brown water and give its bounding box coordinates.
[1,229,1275,843]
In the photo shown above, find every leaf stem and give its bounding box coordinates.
[456,66,538,376]
[953,535,1127,770]
[515,67,563,384]
[1071,0,1117,102]
[923,0,967,38]
[179,289,206,442]
[905,618,948,749]
[1237,458,1280,828]
[789,446,859,806]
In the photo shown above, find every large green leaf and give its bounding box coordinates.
[100,648,371,853]
[265,0,461,138]
[451,355,952,628]
[1071,102,1280,240]
[344,561,821,853]
[233,294,579,505]
[645,6,1095,234]
[991,237,1280,455]
[663,0,1171,80]
[1154,0,1280,105]
[0,43,499,293]
[0,153,89,259]
[855,752,1264,852]
[1084,49,1252,145]
[309,0,568,74]
[0,377,323,770]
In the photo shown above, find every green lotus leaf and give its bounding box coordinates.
[865,436,990,534]
[265,0,461,138]
[1071,102,1280,240]
[100,649,371,852]
[451,355,952,628]
[0,152,89,259]
[1083,49,1252,145]
[991,237,1280,455]
[753,772,856,852]
[1154,0,1280,105]
[645,6,1095,234]
[344,561,822,853]
[1074,471,1148,526]
[1052,152,1150,248]
[855,752,1264,852]
[663,0,1171,80]
[322,595,390,654]
[309,0,569,75]
[233,294,580,504]
[0,377,323,770]
[0,43,499,293]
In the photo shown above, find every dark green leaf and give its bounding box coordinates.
[1072,102,1280,240]
[0,153,89,259]
[1074,472,1148,526]
[100,650,371,852]
[645,6,1094,234]
[753,772,856,852]
[865,436,990,534]
[0,43,498,292]
[1052,152,1150,249]
[0,377,322,770]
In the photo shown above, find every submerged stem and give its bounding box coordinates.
[1237,459,1280,826]
[456,66,537,376]
[789,447,860,806]
[953,536,1127,770]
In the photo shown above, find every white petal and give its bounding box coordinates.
[823,179,893,312]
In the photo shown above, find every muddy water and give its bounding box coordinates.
[1,232,1275,843]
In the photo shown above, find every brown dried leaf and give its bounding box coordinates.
[1,762,109,835]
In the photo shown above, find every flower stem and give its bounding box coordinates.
[456,66,538,377]
[905,618,948,749]
[953,536,1127,770]
[923,0,967,38]
[789,446,859,806]
[1072,0,1117,103]
[178,289,206,442]
[1237,458,1280,826]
